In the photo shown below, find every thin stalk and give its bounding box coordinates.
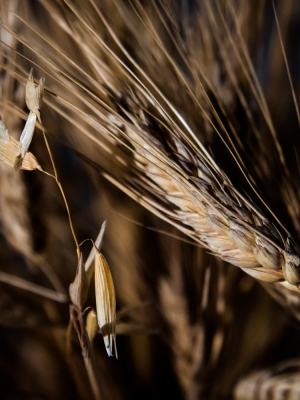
[40,124,80,261]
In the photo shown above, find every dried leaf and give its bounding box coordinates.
[69,254,88,307]
[86,309,98,342]
[94,251,117,358]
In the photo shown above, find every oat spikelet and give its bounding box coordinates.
[94,250,117,358]
[16,70,44,167]
[0,119,40,170]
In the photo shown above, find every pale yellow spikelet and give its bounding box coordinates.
[86,309,98,342]
[94,250,117,358]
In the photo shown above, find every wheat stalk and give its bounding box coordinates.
[8,0,299,306]
[1,0,300,399]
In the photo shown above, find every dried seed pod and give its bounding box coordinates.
[94,250,117,358]
[69,254,88,308]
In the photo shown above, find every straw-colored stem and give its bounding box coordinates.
[41,128,80,261]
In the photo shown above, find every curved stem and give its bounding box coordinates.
[41,126,80,261]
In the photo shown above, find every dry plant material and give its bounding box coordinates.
[69,259,101,400]
[0,119,41,170]
[3,0,300,398]
[25,68,44,123]
[0,271,67,303]
[15,70,44,169]
[3,0,299,295]
[85,221,107,283]
[160,277,204,397]
[0,63,111,396]
[69,304,101,400]
[69,254,88,308]
[234,359,300,399]
[0,69,43,170]
[68,231,117,398]
[17,112,38,161]
[86,309,98,342]
[94,250,117,358]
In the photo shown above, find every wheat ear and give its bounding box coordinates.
[2,0,300,314]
